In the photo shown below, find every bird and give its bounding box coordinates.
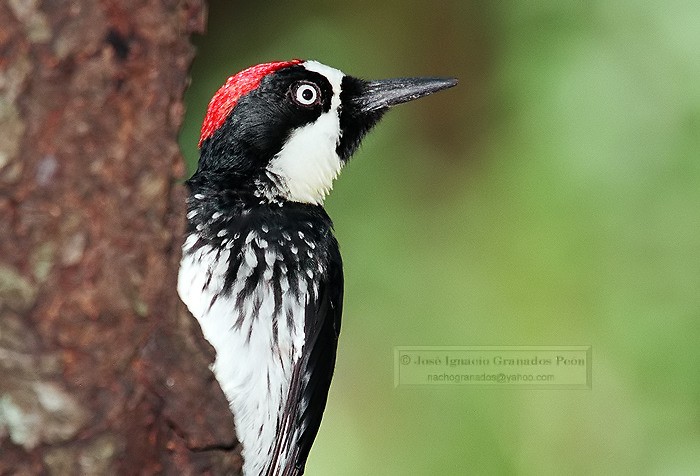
[177,59,456,476]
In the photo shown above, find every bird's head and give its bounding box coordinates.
[192,59,457,205]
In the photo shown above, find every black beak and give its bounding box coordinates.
[336,74,458,162]
[351,77,458,113]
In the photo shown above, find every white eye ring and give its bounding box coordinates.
[293,83,320,106]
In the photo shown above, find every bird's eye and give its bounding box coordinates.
[292,82,320,106]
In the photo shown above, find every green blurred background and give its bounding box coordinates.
[179,2,700,474]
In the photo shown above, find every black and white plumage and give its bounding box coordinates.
[177,60,456,475]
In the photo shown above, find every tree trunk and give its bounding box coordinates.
[0,1,240,473]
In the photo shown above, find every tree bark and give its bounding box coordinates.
[0,1,240,473]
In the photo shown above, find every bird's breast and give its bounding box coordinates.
[177,230,321,475]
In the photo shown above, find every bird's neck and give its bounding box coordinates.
[184,179,333,244]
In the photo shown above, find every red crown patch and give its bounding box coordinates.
[199,59,302,147]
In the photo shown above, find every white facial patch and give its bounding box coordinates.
[267,61,346,205]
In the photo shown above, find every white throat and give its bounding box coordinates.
[267,61,345,205]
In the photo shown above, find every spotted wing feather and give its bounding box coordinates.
[271,238,343,476]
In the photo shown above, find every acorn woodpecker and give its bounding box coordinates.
[177,60,456,475]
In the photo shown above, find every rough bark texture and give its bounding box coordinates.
[0,1,241,474]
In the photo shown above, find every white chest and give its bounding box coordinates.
[177,235,309,475]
